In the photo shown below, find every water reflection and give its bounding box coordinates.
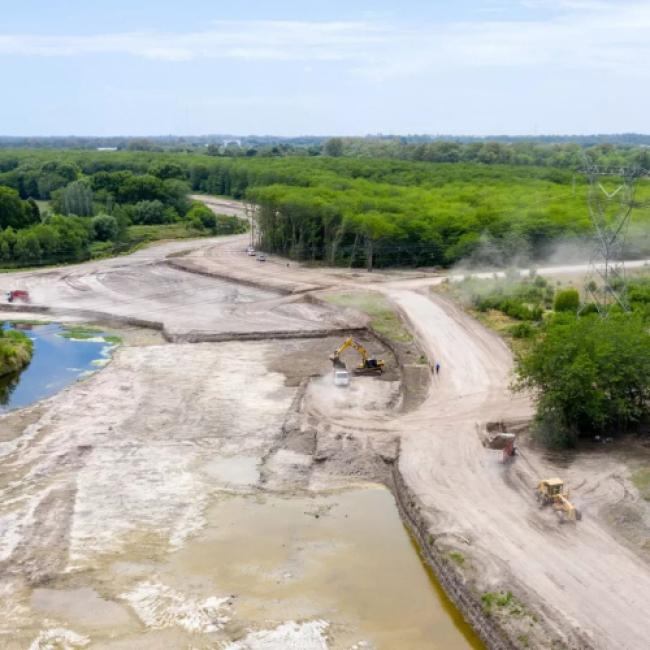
[0,323,116,413]
[0,369,22,407]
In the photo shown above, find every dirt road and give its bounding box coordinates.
[386,290,650,650]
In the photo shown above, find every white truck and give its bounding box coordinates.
[333,369,350,387]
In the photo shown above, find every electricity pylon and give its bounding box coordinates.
[580,156,647,317]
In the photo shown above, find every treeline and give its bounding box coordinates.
[4,132,650,149]
[3,135,650,170]
[0,155,246,267]
[319,139,650,169]
[194,157,650,269]
[1,150,649,270]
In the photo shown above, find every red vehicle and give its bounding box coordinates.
[6,290,29,303]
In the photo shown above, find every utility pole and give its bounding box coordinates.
[579,154,647,317]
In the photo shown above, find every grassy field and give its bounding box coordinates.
[59,326,122,345]
[34,200,50,215]
[127,223,207,242]
[324,292,413,343]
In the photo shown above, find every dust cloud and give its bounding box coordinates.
[306,374,399,413]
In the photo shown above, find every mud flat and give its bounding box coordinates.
[33,489,481,649]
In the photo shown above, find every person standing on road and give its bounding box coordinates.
[435,363,440,375]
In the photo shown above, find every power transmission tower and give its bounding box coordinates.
[579,155,647,317]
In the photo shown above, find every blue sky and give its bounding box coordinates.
[1,0,649,136]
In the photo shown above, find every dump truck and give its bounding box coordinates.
[6,290,29,303]
[535,478,582,523]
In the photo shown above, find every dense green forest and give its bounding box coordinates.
[0,149,648,270]
[0,152,246,267]
[2,135,650,170]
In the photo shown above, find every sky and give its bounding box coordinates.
[1,0,649,137]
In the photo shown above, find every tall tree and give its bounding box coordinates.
[324,138,344,157]
[0,187,29,230]
[61,181,94,217]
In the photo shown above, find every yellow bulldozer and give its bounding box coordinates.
[535,478,582,523]
[330,338,385,375]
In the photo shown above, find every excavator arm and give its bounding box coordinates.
[330,338,385,374]
[331,338,354,368]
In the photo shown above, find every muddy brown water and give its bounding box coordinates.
[162,487,484,649]
[26,487,484,649]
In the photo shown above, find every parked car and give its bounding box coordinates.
[247,247,256,256]
[257,254,266,262]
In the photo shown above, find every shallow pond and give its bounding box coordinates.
[0,323,116,412]
[91,486,486,649]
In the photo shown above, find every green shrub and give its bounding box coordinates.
[580,302,599,316]
[92,213,118,242]
[501,299,534,321]
[510,322,535,339]
[554,288,580,313]
[132,200,168,225]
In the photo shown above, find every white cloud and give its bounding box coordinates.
[0,3,649,82]
[356,1,650,80]
[0,21,402,62]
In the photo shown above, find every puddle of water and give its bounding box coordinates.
[31,587,135,631]
[203,455,261,489]
[0,323,116,412]
[159,487,485,650]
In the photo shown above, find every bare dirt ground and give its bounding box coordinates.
[189,195,252,219]
[0,235,360,340]
[2,199,650,649]
[178,233,650,650]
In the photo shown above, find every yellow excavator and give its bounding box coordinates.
[535,478,582,523]
[330,338,385,375]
